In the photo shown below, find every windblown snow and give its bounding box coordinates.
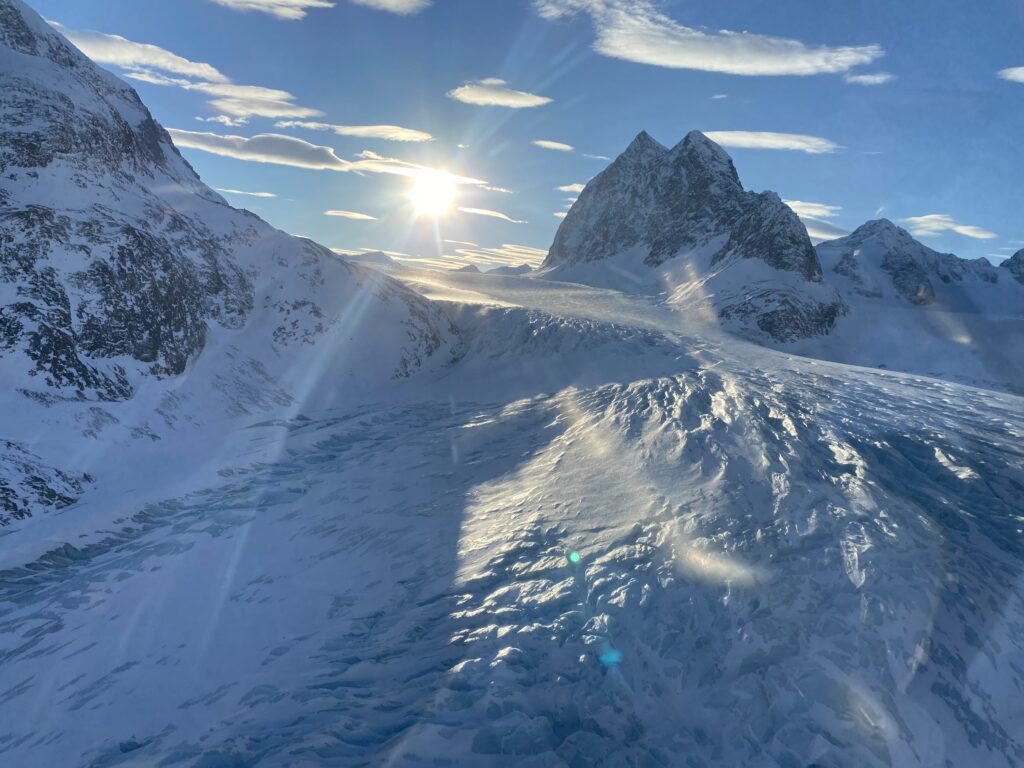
[1,1,1023,767]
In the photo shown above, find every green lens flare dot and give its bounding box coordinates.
[569,551,581,564]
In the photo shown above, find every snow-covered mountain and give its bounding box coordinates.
[800,220,1024,392]
[539,130,1023,391]
[0,0,458,525]
[2,3,1024,766]
[542,130,846,343]
[1002,248,1024,284]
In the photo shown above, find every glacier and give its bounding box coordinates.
[1,0,1023,765]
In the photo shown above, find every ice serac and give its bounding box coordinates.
[0,0,458,523]
[543,130,844,342]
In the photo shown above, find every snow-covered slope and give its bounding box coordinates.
[542,130,845,343]
[799,220,1024,392]
[0,0,458,526]
[2,266,1022,767]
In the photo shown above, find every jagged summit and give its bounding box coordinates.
[542,129,842,342]
[1002,249,1024,284]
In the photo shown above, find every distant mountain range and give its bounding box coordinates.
[543,130,1024,390]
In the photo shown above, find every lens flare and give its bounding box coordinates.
[410,172,456,218]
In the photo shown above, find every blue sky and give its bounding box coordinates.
[32,0,1024,269]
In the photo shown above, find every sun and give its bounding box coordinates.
[409,172,456,218]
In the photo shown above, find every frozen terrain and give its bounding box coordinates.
[2,1,1023,765]
[2,267,1023,767]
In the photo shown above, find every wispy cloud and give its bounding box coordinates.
[198,115,249,127]
[451,243,548,268]
[583,153,611,160]
[478,184,514,194]
[784,200,841,219]
[169,130,351,169]
[351,0,432,12]
[704,131,840,154]
[457,207,527,224]
[52,22,322,121]
[217,187,277,197]
[276,120,433,142]
[166,129,485,183]
[208,0,334,20]
[784,199,847,242]
[844,72,894,85]
[554,212,568,219]
[533,0,883,76]
[711,93,728,100]
[50,22,228,81]
[998,67,1024,84]
[447,78,552,108]
[533,139,575,152]
[557,183,586,193]
[902,214,997,240]
[125,73,320,119]
[325,209,377,220]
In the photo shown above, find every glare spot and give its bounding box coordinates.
[568,551,581,564]
[600,648,623,667]
[409,171,456,218]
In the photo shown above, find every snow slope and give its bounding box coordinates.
[0,0,458,527]
[799,220,1024,392]
[1,266,1022,767]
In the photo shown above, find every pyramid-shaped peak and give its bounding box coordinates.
[623,130,668,155]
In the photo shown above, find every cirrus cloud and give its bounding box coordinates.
[902,214,997,240]
[447,78,552,108]
[457,207,527,224]
[844,72,894,85]
[276,120,433,142]
[557,183,586,193]
[533,139,575,152]
[533,0,883,76]
[704,131,840,154]
[325,210,378,220]
[166,129,485,184]
[208,0,334,20]
[351,0,431,12]
[217,187,277,198]
[49,22,228,82]
[998,67,1024,84]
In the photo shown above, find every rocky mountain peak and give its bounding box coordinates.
[1002,249,1024,284]
[543,129,842,342]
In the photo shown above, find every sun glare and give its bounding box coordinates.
[410,172,456,218]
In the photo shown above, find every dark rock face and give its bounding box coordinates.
[543,130,843,341]
[546,131,823,282]
[0,439,89,525]
[1002,249,1024,284]
[1,204,252,400]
